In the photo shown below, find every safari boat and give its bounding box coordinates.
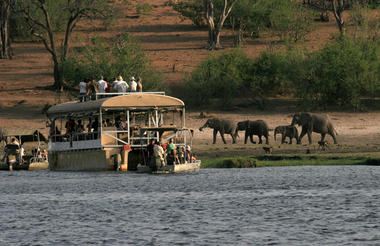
[46,92,200,173]
[0,129,49,171]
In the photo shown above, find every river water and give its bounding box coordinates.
[0,166,379,245]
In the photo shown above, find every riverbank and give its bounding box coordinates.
[200,152,380,168]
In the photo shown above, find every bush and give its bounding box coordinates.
[171,0,204,27]
[255,0,315,42]
[136,3,152,15]
[201,157,257,168]
[184,48,253,106]
[62,33,162,91]
[295,37,380,110]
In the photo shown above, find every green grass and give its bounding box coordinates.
[200,152,380,168]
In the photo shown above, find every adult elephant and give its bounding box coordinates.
[291,112,338,144]
[199,118,237,144]
[274,125,299,144]
[235,120,269,144]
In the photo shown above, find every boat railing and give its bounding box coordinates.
[49,131,100,143]
[89,92,166,101]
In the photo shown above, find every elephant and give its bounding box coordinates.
[199,118,237,144]
[235,120,269,144]
[291,112,338,144]
[274,125,299,144]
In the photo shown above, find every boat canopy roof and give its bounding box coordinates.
[47,94,185,118]
[4,129,47,142]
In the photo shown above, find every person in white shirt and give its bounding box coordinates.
[116,76,129,93]
[97,76,108,94]
[153,142,166,167]
[79,79,87,102]
[129,76,137,92]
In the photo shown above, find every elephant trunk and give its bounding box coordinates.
[234,129,239,138]
[291,117,296,126]
[199,122,208,131]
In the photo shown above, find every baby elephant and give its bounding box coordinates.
[235,120,269,144]
[274,125,299,144]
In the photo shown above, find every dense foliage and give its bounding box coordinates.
[62,34,162,91]
[185,37,380,110]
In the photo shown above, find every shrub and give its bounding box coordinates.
[171,0,205,27]
[62,33,162,91]
[184,48,253,106]
[296,37,380,110]
[255,0,316,42]
[136,3,152,15]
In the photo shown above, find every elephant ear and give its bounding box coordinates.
[301,113,313,126]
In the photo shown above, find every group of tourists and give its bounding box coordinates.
[79,75,143,102]
[147,138,195,169]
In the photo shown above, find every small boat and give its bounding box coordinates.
[137,160,201,174]
[0,129,49,171]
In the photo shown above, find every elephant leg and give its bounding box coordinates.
[220,132,227,144]
[329,130,338,144]
[299,129,307,144]
[244,132,248,144]
[230,133,236,144]
[249,134,256,144]
[320,133,326,143]
[265,135,269,144]
[212,129,217,144]
[289,137,292,144]
[258,135,263,144]
[307,131,312,144]
[281,134,286,144]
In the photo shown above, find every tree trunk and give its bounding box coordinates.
[332,0,345,35]
[0,0,11,59]
[53,58,63,91]
[204,0,237,50]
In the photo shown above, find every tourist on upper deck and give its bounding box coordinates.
[116,76,129,93]
[136,77,143,92]
[88,79,99,100]
[105,79,111,93]
[79,79,87,102]
[111,77,118,92]
[98,76,108,94]
[129,76,137,92]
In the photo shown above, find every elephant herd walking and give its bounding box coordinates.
[199,112,338,145]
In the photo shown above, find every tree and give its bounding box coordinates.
[0,0,12,59]
[204,0,238,49]
[14,0,115,91]
[332,0,345,34]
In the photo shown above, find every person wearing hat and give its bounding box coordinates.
[129,76,137,92]
[116,75,129,93]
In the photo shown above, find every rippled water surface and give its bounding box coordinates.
[1,166,380,245]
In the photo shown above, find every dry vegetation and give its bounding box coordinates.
[0,0,379,158]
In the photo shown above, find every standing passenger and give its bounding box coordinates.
[136,77,143,92]
[116,76,129,93]
[111,77,119,92]
[79,79,87,102]
[98,76,108,94]
[129,76,137,92]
